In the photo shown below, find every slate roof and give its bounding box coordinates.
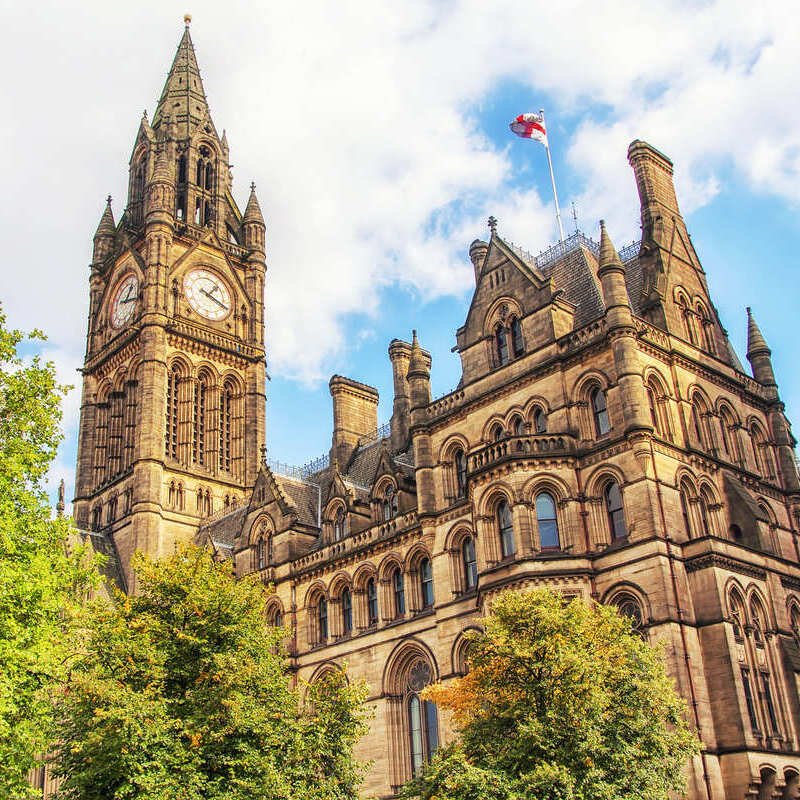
[279,476,321,527]
[197,505,248,554]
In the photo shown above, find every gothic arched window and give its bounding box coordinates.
[366,578,379,627]
[490,423,505,443]
[613,593,644,631]
[393,567,406,618]
[495,324,509,366]
[317,596,328,644]
[698,488,713,537]
[382,484,398,521]
[333,506,346,541]
[454,448,467,499]
[406,660,439,777]
[219,380,233,472]
[256,537,266,571]
[341,587,353,635]
[591,388,611,436]
[533,407,547,434]
[535,491,559,549]
[419,557,434,609]
[679,481,694,539]
[604,480,627,540]
[192,374,209,465]
[497,498,515,557]
[510,415,525,436]
[462,535,477,591]
[510,316,524,357]
[165,365,181,459]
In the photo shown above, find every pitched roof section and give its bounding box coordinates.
[152,23,211,135]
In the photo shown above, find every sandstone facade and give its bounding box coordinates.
[68,22,800,800]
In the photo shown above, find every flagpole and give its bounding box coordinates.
[540,108,565,242]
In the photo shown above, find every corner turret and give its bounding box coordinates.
[242,183,266,255]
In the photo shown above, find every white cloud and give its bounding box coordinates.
[1,0,799,489]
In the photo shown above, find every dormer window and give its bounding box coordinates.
[333,506,346,541]
[382,484,398,521]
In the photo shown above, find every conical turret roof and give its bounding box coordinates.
[94,196,115,239]
[152,18,212,136]
[407,330,430,379]
[746,307,770,357]
[243,183,265,226]
[598,219,624,272]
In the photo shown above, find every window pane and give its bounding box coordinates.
[462,537,477,590]
[605,482,627,540]
[318,598,328,641]
[592,389,610,435]
[741,669,759,732]
[762,673,779,734]
[367,579,378,625]
[455,449,467,497]
[496,325,509,365]
[342,588,352,634]
[498,500,515,557]
[535,493,559,549]
[394,569,405,616]
[421,558,434,608]
[424,699,439,758]
[511,317,524,357]
[408,696,424,776]
[534,409,547,433]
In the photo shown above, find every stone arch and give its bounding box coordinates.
[451,626,483,676]
[483,296,524,338]
[383,639,441,785]
[382,638,439,697]
[482,415,508,443]
[602,582,650,629]
[302,580,329,611]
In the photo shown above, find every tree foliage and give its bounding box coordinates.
[0,308,95,799]
[402,589,700,800]
[52,546,370,800]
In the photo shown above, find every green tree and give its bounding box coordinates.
[402,589,700,800]
[0,308,95,799]
[52,545,370,800]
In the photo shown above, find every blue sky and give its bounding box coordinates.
[0,1,798,505]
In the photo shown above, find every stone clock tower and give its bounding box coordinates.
[73,19,266,591]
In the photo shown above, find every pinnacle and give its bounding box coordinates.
[407,329,430,379]
[243,183,265,226]
[152,22,211,135]
[746,306,770,357]
[94,196,116,238]
[598,219,624,271]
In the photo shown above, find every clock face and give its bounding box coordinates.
[183,269,231,321]
[110,274,139,328]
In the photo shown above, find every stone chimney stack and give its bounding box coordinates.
[329,376,379,468]
[627,139,681,224]
[388,339,412,452]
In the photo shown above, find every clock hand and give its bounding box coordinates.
[200,287,228,309]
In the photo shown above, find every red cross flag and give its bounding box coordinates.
[509,112,548,146]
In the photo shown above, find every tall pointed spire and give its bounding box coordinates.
[746,306,770,358]
[598,219,624,273]
[746,307,777,389]
[94,195,115,239]
[243,183,265,226]
[152,16,211,135]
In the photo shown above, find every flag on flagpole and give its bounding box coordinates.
[509,113,548,146]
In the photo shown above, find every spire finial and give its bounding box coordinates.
[250,181,256,192]
[259,443,267,465]
[184,13,192,26]
[487,215,498,233]
[106,195,112,206]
